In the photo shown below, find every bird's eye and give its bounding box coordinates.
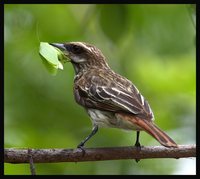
[71,45,83,54]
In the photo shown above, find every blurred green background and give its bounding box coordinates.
[4,4,196,175]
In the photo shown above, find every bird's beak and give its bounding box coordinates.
[49,43,70,58]
[49,43,71,62]
[49,43,66,51]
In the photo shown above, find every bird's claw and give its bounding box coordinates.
[134,142,142,163]
[77,144,86,156]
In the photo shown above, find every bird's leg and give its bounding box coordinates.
[134,131,141,163]
[77,125,98,152]
[135,131,141,148]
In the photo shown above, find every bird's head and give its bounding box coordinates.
[50,42,109,74]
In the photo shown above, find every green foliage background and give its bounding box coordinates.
[4,4,196,175]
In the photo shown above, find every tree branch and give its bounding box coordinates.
[4,145,196,164]
[27,149,36,175]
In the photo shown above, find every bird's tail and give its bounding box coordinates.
[116,113,177,148]
[136,118,177,148]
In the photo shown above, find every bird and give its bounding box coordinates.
[50,42,177,150]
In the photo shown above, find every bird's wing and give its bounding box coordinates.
[92,85,152,115]
[76,78,154,120]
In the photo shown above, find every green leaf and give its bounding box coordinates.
[39,42,65,75]
[40,54,58,76]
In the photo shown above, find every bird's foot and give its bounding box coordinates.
[76,143,86,156]
[134,141,142,163]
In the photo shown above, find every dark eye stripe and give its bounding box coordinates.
[72,45,83,54]
[64,44,83,54]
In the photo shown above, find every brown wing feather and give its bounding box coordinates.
[74,68,154,121]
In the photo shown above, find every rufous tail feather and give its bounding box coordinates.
[116,113,177,148]
[136,118,177,147]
